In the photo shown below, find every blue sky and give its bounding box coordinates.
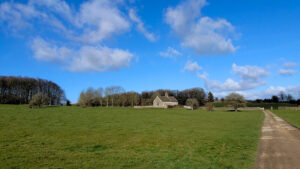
[0,0,299,103]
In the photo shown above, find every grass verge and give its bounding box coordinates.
[273,110,300,128]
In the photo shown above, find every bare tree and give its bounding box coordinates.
[225,93,246,112]
[95,88,103,106]
[104,88,111,107]
[120,93,128,107]
[78,91,87,107]
[279,91,287,102]
[105,86,125,107]
[287,94,293,102]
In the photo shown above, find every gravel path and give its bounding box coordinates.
[255,110,300,169]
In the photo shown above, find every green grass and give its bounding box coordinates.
[273,110,300,128]
[0,105,264,169]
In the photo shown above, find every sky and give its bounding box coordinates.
[0,0,299,103]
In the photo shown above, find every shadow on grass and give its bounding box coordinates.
[226,110,243,112]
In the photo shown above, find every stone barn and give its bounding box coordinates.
[153,92,178,108]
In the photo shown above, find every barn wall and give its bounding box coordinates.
[153,97,163,107]
[153,96,179,108]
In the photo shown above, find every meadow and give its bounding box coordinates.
[273,110,300,128]
[0,105,263,169]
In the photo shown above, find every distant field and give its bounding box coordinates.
[0,105,263,169]
[273,110,300,128]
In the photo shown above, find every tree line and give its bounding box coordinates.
[1,75,299,108]
[0,76,66,105]
[78,86,207,107]
[252,91,300,105]
[77,86,250,112]
[78,85,300,110]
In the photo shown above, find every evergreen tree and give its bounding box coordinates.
[208,92,214,102]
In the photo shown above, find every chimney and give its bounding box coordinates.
[165,92,169,97]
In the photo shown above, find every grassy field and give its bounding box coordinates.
[273,110,300,128]
[0,105,263,169]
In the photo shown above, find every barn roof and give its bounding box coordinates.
[158,96,178,102]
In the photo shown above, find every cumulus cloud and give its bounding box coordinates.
[31,38,72,62]
[159,47,181,58]
[198,63,269,92]
[232,63,269,81]
[69,46,133,72]
[31,37,133,72]
[0,0,142,72]
[184,61,202,72]
[279,69,296,76]
[0,0,131,43]
[75,0,130,44]
[129,9,157,42]
[165,0,237,55]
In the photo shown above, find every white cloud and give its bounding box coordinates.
[29,0,73,21]
[165,0,237,55]
[184,61,202,72]
[0,0,131,43]
[279,69,296,76]
[0,0,139,72]
[31,37,133,72]
[0,2,41,30]
[198,63,269,92]
[278,61,297,76]
[159,47,181,58]
[232,63,269,81]
[75,0,130,44]
[283,62,298,68]
[262,86,300,98]
[69,46,133,72]
[31,37,72,62]
[198,73,251,92]
[129,9,157,42]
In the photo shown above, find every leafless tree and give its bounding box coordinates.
[225,93,246,112]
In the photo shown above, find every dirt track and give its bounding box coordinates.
[255,110,300,169]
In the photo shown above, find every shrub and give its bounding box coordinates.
[186,98,199,110]
[213,102,227,107]
[29,93,49,108]
[205,102,214,111]
[66,100,72,106]
[225,93,246,112]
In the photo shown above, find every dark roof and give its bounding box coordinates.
[158,96,178,102]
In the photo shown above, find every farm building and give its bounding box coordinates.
[153,92,178,108]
